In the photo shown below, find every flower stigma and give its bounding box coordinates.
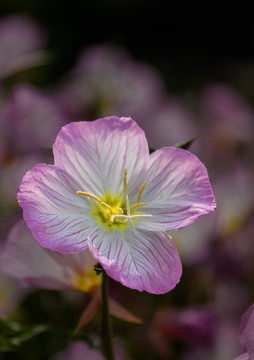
[77,169,152,232]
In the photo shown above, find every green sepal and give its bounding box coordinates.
[174,135,199,150]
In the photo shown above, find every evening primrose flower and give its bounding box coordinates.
[18,116,215,294]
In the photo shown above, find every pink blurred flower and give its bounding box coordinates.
[234,304,254,360]
[0,14,47,80]
[1,220,101,292]
[170,214,216,265]
[0,85,66,230]
[213,164,254,236]
[224,220,254,284]
[18,116,215,294]
[139,100,198,151]
[52,342,104,360]
[0,84,66,155]
[1,220,98,329]
[54,44,197,150]
[200,83,254,144]
[172,162,254,272]
[0,220,141,328]
[0,154,43,211]
[234,355,249,360]
[149,307,216,358]
[51,341,130,360]
[55,44,164,122]
[198,83,254,166]
[183,323,241,360]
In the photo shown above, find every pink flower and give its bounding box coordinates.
[1,220,100,292]
[51,341,129,360]
[149,306,215,358]
[54,44,197,152]
[234,355,249,360]
[139,100,198,151]
[52,342,104,360]
[200,83,254,145]
[0,15,47,80]
[183,323,241,360]
[198,83,254,167]
[0,84,66,154]
[18,116,215,294]
[54,44,164,122]
[0,85,66,219]
[234,305,254,360]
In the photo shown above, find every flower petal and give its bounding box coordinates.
[52,342,104,360]
[18,163,95,252]
[0,220,96,290]
[53,116,149,195]
[108,297,142,324]
[233,354,249,360]
[136,147,216,231]
[239,305,254,358]
[75,290,100,331]
[88,228,182,294]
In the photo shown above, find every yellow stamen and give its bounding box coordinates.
[123,168,128,193]
[129,202,148,211]
[101,202,113,215]
[76,191,101,204]
[136,181,147,204]
[76,169,151,230]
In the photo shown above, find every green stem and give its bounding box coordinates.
[102,270,114,360]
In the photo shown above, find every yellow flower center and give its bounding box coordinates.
[77,168,152,232]
[74,269,102,292]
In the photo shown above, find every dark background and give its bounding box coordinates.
[1,0,253,97]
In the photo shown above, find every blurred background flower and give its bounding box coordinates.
[0,14,47,81]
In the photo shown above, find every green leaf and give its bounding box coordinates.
[0,318,48,352]
[173,135,199,150]
[149,135,199,154]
